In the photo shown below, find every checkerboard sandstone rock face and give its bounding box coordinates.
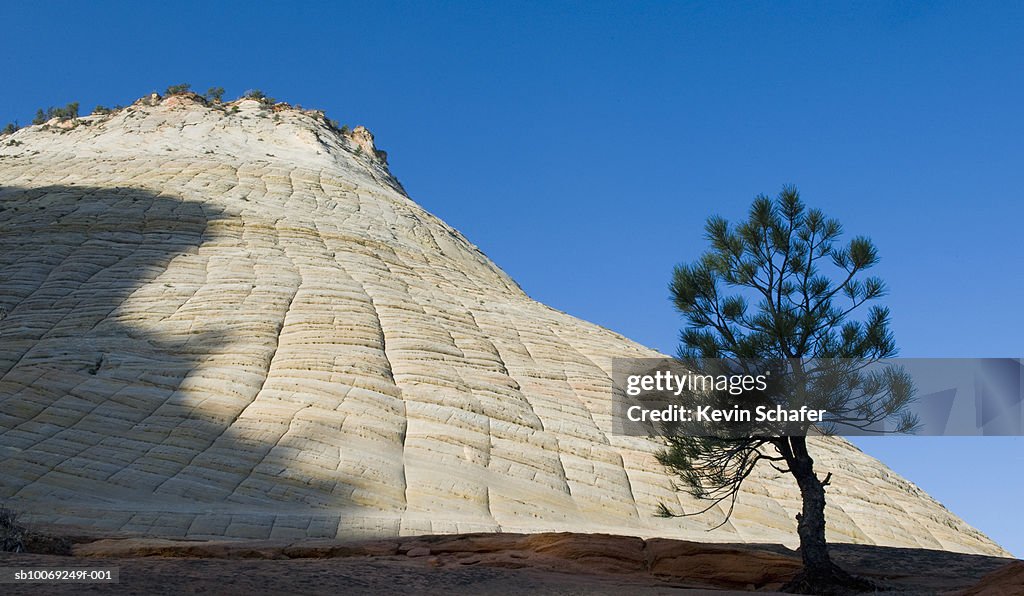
[0,96,1006,555]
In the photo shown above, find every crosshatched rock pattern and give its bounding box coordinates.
[0,96,1005,555]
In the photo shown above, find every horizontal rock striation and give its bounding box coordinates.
[0,96,1006,555]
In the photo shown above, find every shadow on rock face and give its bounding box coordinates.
[0,185,234,516]
[0,182,409,540]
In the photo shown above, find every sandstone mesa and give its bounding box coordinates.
[0,94,1006,556]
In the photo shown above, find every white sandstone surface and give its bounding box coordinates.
[0,95,1006,555]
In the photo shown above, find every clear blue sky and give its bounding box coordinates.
[2,1,1021,556]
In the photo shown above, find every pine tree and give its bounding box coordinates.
[661,186,918,592]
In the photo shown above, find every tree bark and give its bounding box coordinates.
[781,437,874,594]
[790,437,832,577]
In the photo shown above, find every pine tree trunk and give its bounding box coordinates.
[794,453,832,578]
[782,437,874,594]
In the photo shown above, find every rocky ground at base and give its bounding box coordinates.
[1,531,1019,595]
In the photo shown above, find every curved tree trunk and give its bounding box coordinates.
[791,437,832,576]
[781,437,874,594]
